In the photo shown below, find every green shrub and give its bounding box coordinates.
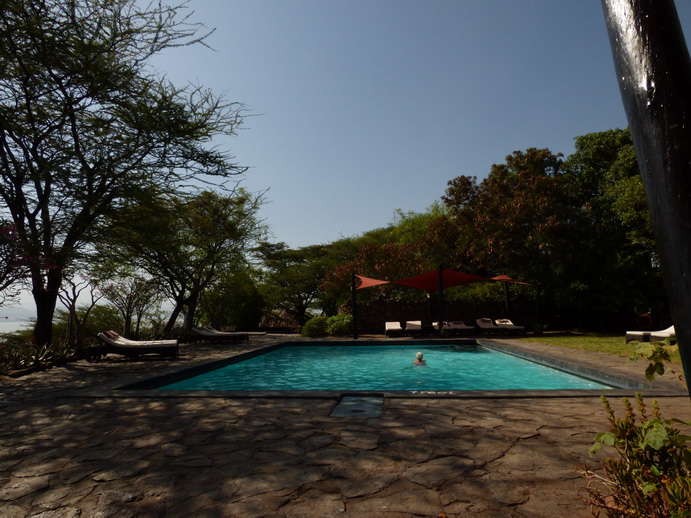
[301,316,328,337]
[630,339,685,384]
[580,394,691,517]
[0,337,79,373]
[326,314,353,336]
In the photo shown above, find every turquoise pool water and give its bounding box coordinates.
[159,344,612,391]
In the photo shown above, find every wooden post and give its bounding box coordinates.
[351,272,359,340]
[437,266,444,332]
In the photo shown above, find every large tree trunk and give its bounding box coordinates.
[163,301,185,335]
[31,267,62,349]
[602,0,691,398]
[123,312,133,338]
[183,291,199,332]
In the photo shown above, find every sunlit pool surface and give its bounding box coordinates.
[158,344,613,391]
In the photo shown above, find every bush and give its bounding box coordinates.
[301,316,328,337]
[580,394,691,517]
[326,314,353,336]
[0,337,79,373]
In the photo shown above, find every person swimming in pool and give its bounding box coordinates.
[413,351,426,366]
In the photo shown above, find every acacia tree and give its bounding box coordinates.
[0,0,246,348]
[105,189,263,334]
[98,272,162,338]
[57,273,104,347]
[255,243,333,327]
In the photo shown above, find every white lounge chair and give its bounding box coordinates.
[385,321,404,337]
[626,325,675,343]
[95,331,179,359]
[405,320,423,335]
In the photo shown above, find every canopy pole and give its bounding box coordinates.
[351,272,358,340]
[438,265,444,332]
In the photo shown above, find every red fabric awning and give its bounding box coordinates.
[355,274,390,289]
[356,269,503,291]
[491,274,531,285]
[391,269,492,292]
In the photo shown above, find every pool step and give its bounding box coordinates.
[330,396,384,417]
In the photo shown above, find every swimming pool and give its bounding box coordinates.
[157,343,613,392]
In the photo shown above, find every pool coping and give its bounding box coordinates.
[73,338,688,399]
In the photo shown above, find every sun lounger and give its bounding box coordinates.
[447,320,475,333]
[625,325,675,343]
[433,321,475,334]
[191,326,249,343]
[385,321,404,337]
[95,330,179,359]
[495,318,526,333]
[405,320,423,335]
[476,318,503,333]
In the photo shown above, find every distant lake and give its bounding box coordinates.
[0,320,33,334]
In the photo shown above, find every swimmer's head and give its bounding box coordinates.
[416,352,423,360]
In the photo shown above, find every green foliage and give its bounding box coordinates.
[53,305,123,342]
[105,190,264,333]
[445,281,505,305]
[563,129,661,316]
[95,270,163,338]
[0,332,79,373]
[198,269,265,331]
[256,242,355,326]
[630,339,686,387]
[300,314,353,337]
[581,395,691,517]
[301,316,329,337]
[326,314,353,337]
[389,204,447,244]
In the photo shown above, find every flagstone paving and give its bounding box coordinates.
[1,334,689,517]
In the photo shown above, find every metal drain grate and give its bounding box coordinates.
[329,396,384,417]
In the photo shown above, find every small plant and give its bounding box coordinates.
[580,394,691,517]
[630,339,687,389]
[301,316,328,337]
[326,313,353,336]
[0,338,79,373]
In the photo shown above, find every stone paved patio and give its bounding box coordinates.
[1,334,689,517]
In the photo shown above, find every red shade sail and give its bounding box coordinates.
[491,275,531,285]
[356,269,499,291]
[355,274,390,289]
[392,269,492,291]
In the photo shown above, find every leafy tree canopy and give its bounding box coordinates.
[102,189,264,333]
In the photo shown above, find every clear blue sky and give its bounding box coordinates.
[151,1,691,249]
